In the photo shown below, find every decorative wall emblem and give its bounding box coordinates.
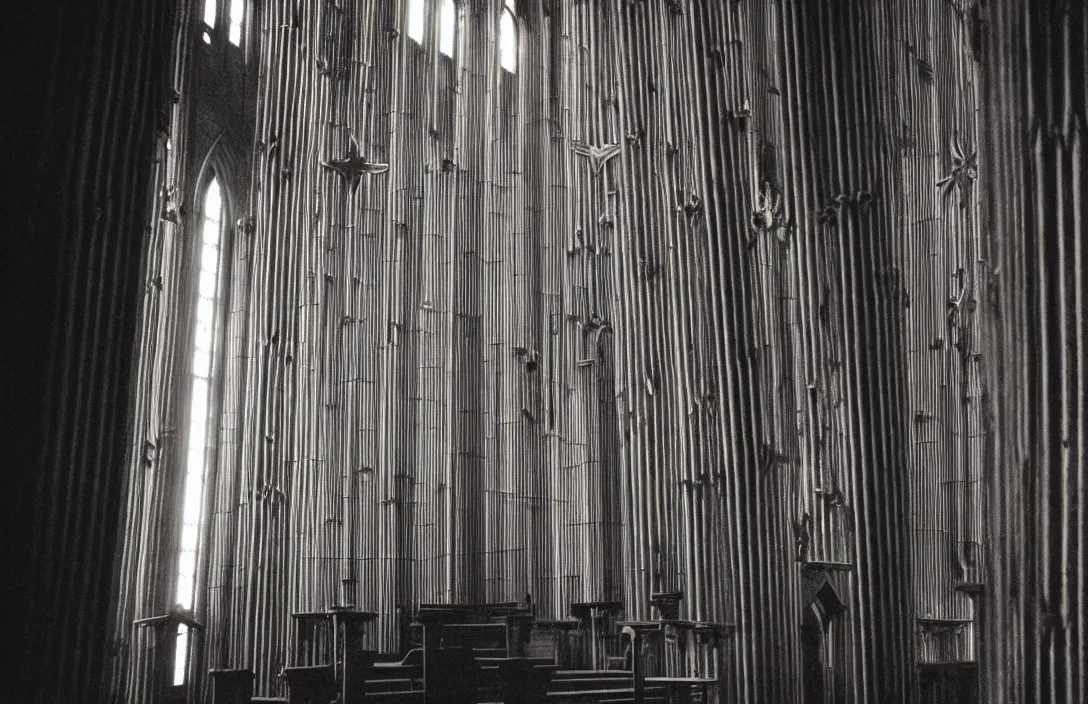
[749,181,792,244]
[936,131,977,209]
[322,133,389,193]
[570,140,622,177]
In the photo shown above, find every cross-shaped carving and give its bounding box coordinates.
[322,133,389,193]
[570,140,622,177]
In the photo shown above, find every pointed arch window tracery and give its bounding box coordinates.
[201,0,247,48]
[500,0,518,73]
[202,0,216,43]
[172,173,228,685]
[439,0,458,57]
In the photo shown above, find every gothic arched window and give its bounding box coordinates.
[202,0,246,47]
[406,0,460,57]
[228,0,245,46]
[439,0,458,57]
[172,174,227,685]
[499,0,518,73]
[202,0,216,43]
[407,0,427,45]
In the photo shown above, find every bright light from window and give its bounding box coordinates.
[173,627,190,685]
[228,0,244,45]
[203,0,217,28]
[172,176,224,686]
[439,0,457,57]
[499,8,517,73]
[406,0,426,44]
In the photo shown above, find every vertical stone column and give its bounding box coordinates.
[978,1,1087,701]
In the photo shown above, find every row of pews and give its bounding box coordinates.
[180,598,725,703]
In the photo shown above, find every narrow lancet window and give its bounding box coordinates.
[228,0,244,46]
[172,176,225,685]
[407,0,427,45]
[202,0,217,43]
[499,1,517,73]
[439,0,457,58]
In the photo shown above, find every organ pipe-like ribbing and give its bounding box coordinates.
[96,1,1086,702]
[978,1,1086,701]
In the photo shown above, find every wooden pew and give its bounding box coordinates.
[330,609,378,703]
[361,650,424,701]
[544,670,671,704]
[503,613,535,658]
[368,648,424,693]
[427,646,476,704]
[282,665,337,704]
[475,657,555,704]
[439,623,508,653]
[531,620,579,668]
[409,602,530,651]
[417,610,534,659]
[417,602,525,624]
[208,669,253,704]
[570,601,623,670]
[292,612,334,668]
[644,676,717,703]
[289,608,380,703]
[133,609,205,704]
[415,609,473,704]
[619,622,664,704]
[618,621,723,704]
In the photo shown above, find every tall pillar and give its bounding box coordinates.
[978,1,1087,700]
[5,1,176,702]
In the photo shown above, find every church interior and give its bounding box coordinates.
[4,0,1085,702]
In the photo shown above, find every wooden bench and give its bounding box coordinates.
[531,619,580,668]
[368,648,424,692]
[570,601,623,670]
[414,612,535,660]
[208,669,253,704]
[362,694,423,703]
[134,610,205,703]
[546,687,668,703]
[282,665,336,704]
[544,669,670,704]
[440,623,508,652]
[417,602,525,624]
[645,677,717,703]
[476,657,556,704]
[284,609,379,703]
[425,646,476,704]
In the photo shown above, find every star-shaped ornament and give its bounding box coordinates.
[935,131,977,210]
[570,140,622,177]
[322,134,389,193]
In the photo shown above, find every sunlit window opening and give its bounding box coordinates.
[499,2,517,73]
[172,176,224,686]
[407,0,426,45]
[228,0,244,46]
[202,0,216,43]
[439,0,457,58]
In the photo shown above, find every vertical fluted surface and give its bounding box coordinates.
[978,1,1086,701]
[97,1,1085,702]
[6,1,176,703]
